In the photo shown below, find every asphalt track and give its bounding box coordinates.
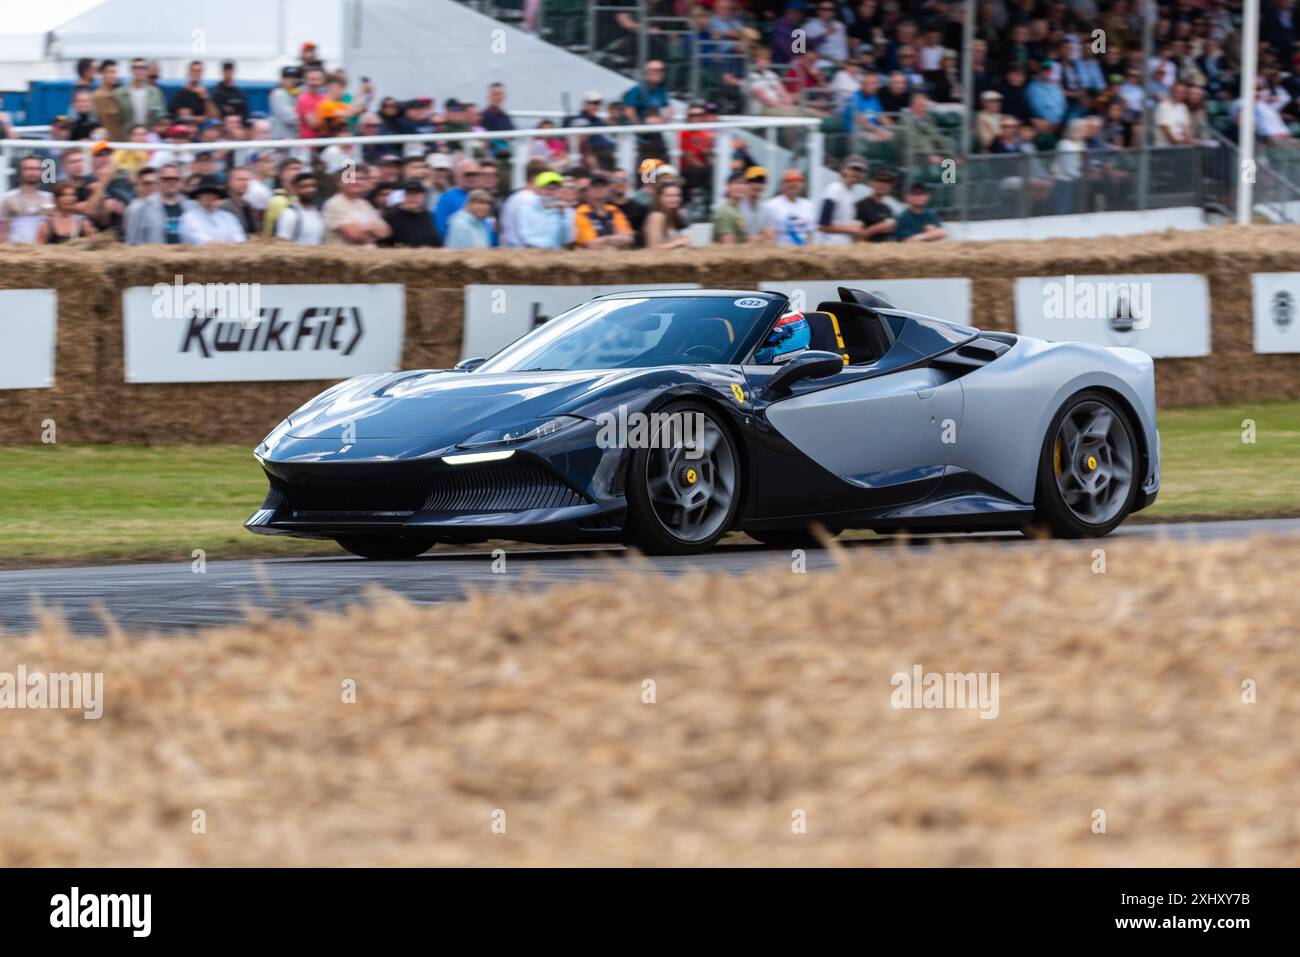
[3,518,1299,635]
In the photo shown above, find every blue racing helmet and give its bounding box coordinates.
[754,312,811,364]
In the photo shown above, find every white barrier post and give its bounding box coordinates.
[511,137,529,191]
[1237,0,1260,224]
[616,132,636,179]
[712,128,730,211]
[807,129,826,206]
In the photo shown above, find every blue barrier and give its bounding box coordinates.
[22,79,279,126]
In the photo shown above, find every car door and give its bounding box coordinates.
[760,364,964,507]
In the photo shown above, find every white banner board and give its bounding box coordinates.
[462,283,702,360]
[0,290,58,389]
[1014,274,1210,357]
[1251,273,1300,353]
[123,283,405,383]
[759,279,972,325]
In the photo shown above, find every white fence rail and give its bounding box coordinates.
[1,115,824,209]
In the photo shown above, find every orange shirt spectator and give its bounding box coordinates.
[573,175,633,249]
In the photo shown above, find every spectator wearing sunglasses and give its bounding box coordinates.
[125,163,196,244]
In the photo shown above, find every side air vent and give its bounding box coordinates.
[932,336,1014,375]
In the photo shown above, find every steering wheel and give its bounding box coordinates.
[683,343,726,363]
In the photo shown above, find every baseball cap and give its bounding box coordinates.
[981,90,1003,101]
[781,168,805,182]
[535,171,563,188]
[90,140,113,155]
[843,156,867,171]
[584,91,602,102]
[744,165,768,180]
[908,181,931,194]
[655,163,680,179]
[427,153,453,168]
[282,65,303,79]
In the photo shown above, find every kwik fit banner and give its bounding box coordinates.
[122,281,404,383]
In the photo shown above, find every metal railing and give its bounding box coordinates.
[919,145,1206,223]
[0,114,825,211]
[1201,127,1300,223]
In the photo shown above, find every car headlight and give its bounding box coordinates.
[457,415,584,449]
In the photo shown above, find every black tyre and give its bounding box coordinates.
[336,536,435,560]
[748,526,840,548]
[1033,390,1140,538]
[623,401,742,555]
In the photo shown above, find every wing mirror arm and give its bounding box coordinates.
[454,357,487,372]
[765,351,846,396]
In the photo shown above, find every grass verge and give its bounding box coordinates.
[0,400,1296,566]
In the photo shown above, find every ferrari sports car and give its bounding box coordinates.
[246,287,1160,557]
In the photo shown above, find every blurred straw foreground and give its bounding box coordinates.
[1,534,1297,866]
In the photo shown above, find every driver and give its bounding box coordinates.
[754,312,811,364]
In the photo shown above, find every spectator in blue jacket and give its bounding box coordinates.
[444,189,498,248]
[1026,61,1067,133]
[433,157,481,239]
[622,61,670,121]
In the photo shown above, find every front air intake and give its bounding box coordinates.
[423,461,586,512]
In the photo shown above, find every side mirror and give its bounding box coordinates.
[454,356,487,372]
[766,350,845,394]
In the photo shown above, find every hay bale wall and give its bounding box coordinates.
[2,226,1298,445]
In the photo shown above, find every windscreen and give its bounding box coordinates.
[476,295,783,373]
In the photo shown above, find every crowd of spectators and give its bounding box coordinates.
[609,0,1300,215]
[0,43,928,248]
[628,0,1296,149]
[3,1,1296,247]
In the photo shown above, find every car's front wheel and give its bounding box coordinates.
[624,401,742,555]
[336,536,435,560]
[1033,390,1140,538]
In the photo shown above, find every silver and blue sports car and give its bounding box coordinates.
[245,287,1159,557]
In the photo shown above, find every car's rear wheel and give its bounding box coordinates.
[336,536,435,560]
[1033,390,1139,538]
[624,401,741,555]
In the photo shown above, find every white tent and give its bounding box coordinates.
[342,0,635,113]
[0,0,343,86]
[0,1,104,66]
